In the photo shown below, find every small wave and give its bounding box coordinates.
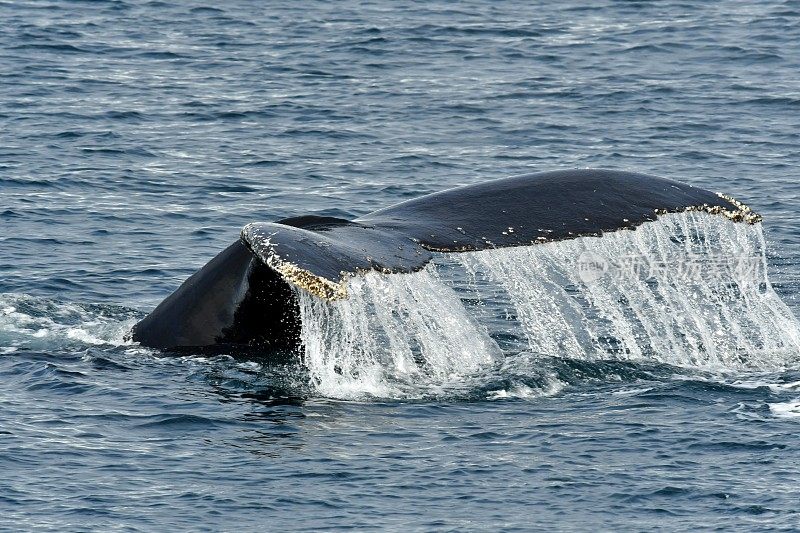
[53,131,86,139]
[133,50,187,60]
[189,6,225,14]
[80,147,156,157]
[103,110,145,120]
[412,23,543,38]
[239,159,288,168]
[11,43,91,54]
[133,413,228,430]
[742,96,800,108]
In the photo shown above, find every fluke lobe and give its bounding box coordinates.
[130,169,761,352]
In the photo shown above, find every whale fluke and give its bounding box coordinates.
[131,169,760,351]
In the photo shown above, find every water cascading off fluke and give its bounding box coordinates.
[130,170,800,398]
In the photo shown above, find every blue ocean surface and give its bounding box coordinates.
[3,0,800,530]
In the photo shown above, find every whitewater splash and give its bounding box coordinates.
[0,294,139,351]
[297,212,800,398]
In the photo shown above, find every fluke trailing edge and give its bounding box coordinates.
[130,169,761,351]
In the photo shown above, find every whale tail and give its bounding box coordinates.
[131,169,760,351]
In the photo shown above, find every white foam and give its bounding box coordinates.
[487,379,565,400]
[769,400,800,418]
[729,378,800,393]
[0,294,137,350]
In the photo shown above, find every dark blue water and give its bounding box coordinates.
[3,1,800,530]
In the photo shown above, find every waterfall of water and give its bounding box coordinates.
[297,212,800,397]
[296,268,502,398]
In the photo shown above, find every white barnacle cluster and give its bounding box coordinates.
[241,223,349,301]
[715,193,763,224]
[650,194,761,225]
[271,261,348,301]
[661,195,762,224]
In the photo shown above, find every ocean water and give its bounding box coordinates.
[3,0,800,530]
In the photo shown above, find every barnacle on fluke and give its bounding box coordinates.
[131,169,763,350]
[714,193,762,224]
[241,224,349,300]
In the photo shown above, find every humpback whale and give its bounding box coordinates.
[131,169,760,351]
